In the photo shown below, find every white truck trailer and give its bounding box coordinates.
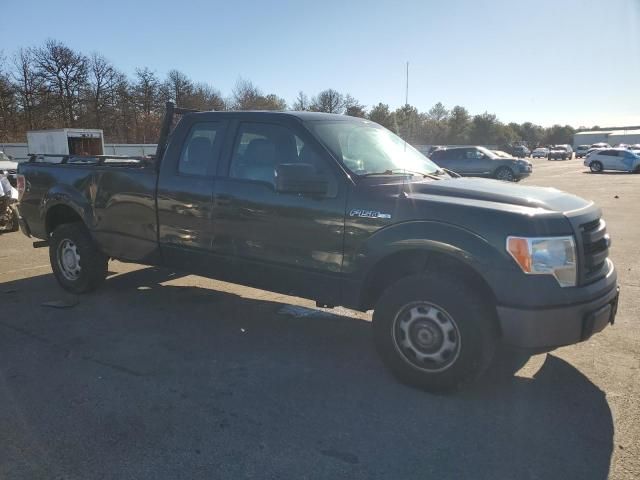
[27,128,104,156]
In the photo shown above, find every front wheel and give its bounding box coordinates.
[373,273,497,392]
[495,166,515,181]
[50,222,108,293]
[590,161,603,173]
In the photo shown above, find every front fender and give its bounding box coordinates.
[343,219,510,291]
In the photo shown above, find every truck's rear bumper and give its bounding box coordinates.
[496,270,619,349]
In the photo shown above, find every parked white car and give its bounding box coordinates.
[584,148,640,173]
[531,147,549,158]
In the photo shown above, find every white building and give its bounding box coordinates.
[574,128,640,147]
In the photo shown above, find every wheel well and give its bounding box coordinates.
[360,250,497,313]
[46,205,83,235]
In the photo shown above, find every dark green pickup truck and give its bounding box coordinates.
[16,104,619,392]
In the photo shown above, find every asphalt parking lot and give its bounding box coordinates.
[1,157,638,480]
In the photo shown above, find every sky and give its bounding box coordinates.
[2,0,639,127]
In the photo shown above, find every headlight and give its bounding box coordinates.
[506,236,577,287]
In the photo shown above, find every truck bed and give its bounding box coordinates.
[18,155,160,262]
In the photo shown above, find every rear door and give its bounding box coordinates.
[211,117,348,302]
[156,116,228,270]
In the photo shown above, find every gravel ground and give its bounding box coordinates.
[0,157,638,479]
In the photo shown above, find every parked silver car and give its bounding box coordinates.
[430,146,532,181]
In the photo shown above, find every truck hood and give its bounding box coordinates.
[404,177,590,213]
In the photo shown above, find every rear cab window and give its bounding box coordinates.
[178,122,226,176]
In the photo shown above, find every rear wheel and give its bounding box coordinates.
[590,161,603,173]
[373,272,497,392]
[50,222,108,293]
[495,166,515,181]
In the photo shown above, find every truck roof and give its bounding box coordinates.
[184,110,366,122]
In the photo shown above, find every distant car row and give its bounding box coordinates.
[575,142,640,158]
[530,145,574,160]
[424,143,639,179]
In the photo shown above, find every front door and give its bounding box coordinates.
[462,148,492,175]
[212,119,347,303]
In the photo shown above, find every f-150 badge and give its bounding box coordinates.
[349,209,392,219]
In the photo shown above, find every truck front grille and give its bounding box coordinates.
[580,217,609,284]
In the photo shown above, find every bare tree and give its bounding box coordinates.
[133,68,161,142]
[0,54,18,141]
[231,78,285,110]
[344,94,366,117]
[310,89,345,114]
[85,53,119,129]
[162,69,194,107]
[110,74,136,142]
[292,91,309,111]
[34,39,87,126]
[231,78,262,110]
[11,48,42,130]
[190,82,226,111]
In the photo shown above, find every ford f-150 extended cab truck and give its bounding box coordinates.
[16,103,619,392]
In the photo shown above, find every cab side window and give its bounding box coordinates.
[466,149,484,160]
[178,122,225,176]
[229,122,330,186]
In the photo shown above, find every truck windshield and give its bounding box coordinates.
[308,120,441,176]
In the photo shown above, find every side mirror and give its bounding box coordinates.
[275,163,328,195]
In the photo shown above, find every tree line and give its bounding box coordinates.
[0,39,577,147]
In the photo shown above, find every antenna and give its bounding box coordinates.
[405,61,409,106]
[403,61,409,153]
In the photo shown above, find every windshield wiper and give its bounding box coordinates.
[439,168,460,178]
[360,168,442,180]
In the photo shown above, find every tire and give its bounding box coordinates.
[49,222,108,293]
[589,161,603,173]
[372,272,498,392]
[494,166,515,181]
